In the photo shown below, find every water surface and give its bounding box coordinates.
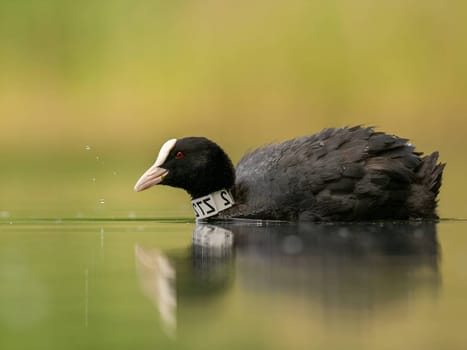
[1,219,466,349]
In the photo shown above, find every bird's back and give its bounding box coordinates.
[229,126,444,221]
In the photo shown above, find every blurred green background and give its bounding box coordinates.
[1,0,466,219]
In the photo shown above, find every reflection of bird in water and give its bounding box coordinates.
[134,245,176,337]
[192,221,440,314]
[134,126,445,221]
[134,221,440,335]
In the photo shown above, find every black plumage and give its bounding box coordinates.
[134,126,445,221]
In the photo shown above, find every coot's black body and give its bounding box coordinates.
[134,126,445,221]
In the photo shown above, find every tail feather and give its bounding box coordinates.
[419,152,445,197]
[408,151,445,219]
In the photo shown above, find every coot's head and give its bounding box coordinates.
[134,137,235,198]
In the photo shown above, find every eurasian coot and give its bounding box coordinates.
[134,126,445,221]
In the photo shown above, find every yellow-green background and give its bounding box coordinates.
[1,0,466,219]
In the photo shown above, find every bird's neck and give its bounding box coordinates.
[185,149,236,218]
[186,158,236,199]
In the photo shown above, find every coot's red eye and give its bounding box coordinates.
[175,151,185,159]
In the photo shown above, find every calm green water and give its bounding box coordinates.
[1,219,466,349]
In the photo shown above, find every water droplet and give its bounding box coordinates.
[95,156,100,161]
[99,199,105,204]
[9,221,13,225]
[92,178,96,182]
[113,171,118,176]
[364,146,369,152]
[128,211,136,218]
[85,145,91,151]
